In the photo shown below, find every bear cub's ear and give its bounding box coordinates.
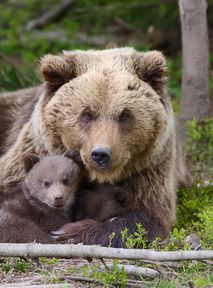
[23,154,40,173]
[133,51,167,94]
[40,54,76,89]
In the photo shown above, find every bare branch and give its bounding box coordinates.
[0,243,213,261]
[99,264,160,279]
[139,259,181,268]
[23,0,75,31]
[0,52,32,85]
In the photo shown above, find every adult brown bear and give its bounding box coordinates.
[0,48,188,247]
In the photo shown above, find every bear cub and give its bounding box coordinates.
[0,154,81,243]
[0,151,130,243]
[72,182,132,222]
[68,151,132,223]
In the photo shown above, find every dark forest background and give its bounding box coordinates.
[0,0,212,96]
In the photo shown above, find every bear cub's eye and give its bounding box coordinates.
[119,109,132,122]
[43,180,50,188]
[62,177,69,186]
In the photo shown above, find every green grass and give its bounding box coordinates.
[1,258,30,273]
[144,264,213,288]
[95,262,127,287]
[186,118,213,177]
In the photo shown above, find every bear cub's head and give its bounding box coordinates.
[22,152,82,210]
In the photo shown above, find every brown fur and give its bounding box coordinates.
[73,183,133,222]
[67,151,134,222]
[0,155,80,243]
[0,86,41,155]
[0,48,189,247]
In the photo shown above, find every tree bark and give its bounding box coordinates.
[178,0,210,140]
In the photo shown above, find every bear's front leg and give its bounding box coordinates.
[52,219,104,244]
[52,210,168,248]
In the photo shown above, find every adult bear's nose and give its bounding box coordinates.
[91,146,111,167]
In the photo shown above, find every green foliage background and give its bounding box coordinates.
[0,0,211,91]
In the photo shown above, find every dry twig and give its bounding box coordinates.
[139,259,181,268]
[99,263,160,279]
[66,275,145,288]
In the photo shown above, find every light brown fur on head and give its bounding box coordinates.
[39,49,172,184]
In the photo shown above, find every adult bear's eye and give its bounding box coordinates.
[81,108,93,122]
[43,180,50,188]
[119,108,132,122]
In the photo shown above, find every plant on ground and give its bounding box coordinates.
[92,260,127,287]
[197,206,213,249]
[177,185,213,231]
[186,118,213,176]
[120,223,148,249]
[1,258,30,273]
[39,257,58,265]
[163,227,190,251]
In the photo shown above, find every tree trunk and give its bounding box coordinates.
[178,0,210,141]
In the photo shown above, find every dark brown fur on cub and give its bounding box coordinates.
[55,152,166,246]
[72,183,133,222]
[0,154,80,243]
[65,151,132,222]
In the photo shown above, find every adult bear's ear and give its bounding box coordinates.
[23,154,40,173]
[133,51,167,95]
[40,54,76,89]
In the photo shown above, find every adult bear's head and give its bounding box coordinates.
[39,48,174,183]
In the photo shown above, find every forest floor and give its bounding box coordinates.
[0,251,212,287]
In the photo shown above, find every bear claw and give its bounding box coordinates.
[51,229,65,235]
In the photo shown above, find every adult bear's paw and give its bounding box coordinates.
[52,219,103,244]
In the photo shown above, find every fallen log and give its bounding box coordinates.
[0,243,212,261]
